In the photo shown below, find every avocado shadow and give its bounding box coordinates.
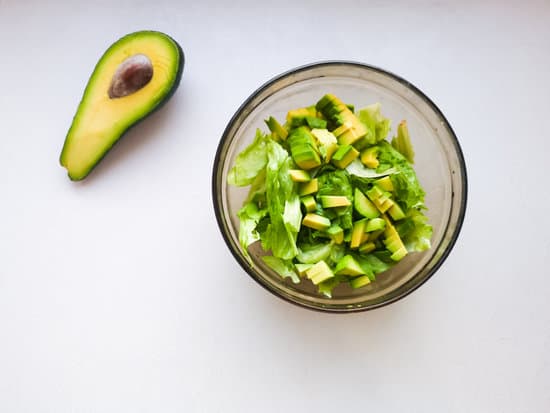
[71,90,186,187]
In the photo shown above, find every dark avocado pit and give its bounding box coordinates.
[108,54,154,99]
[60,31,184,181]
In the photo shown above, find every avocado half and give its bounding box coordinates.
[60,31,184,180]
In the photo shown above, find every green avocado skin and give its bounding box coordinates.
[60,31,185,181]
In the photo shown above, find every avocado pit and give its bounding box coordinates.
[108,54,153,99]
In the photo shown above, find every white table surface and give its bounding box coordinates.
[1,1,549,411]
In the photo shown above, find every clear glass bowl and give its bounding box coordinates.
[212,61,467,313]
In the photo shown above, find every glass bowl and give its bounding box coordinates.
[212,61,467,313]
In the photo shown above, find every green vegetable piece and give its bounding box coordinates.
[365,217,386,232]
[388,203,406,221]
[295,263,313,277]
[265,116,288,140]
[306,116,327,129]
[297,242,333,264]
[301,195,317,212]
[305,260,335,285]
[350,219,368,249]
[391,120,415,164]
[298,178,319,196]
[302,213,331,230]
[350,275,372,289]
[390,246,408,261]
[334,255,365,276]
[286,107,317,129]
[358,242,376,254]
[262,256,300,283]
[227,130,269,186]
[360,146,380,169]
[354,188,380,219]
[311,128,338,162]
[288,127,322,170]
[357,103,391,144]
[316,94,367,144]
[376,176,394,192]
[289,169,311,182]
[326,224,344,244]
[319,195,351,208]
[331,144,359,169]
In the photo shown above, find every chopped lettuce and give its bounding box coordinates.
[227,129,269,186]
[396,209,432,252]
[358,103,391,144]
[262,256,300,284]
[377,141,426,211]
[264,140,300,260]
[237,201,268,259]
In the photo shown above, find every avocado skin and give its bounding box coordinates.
[60,31,185,181]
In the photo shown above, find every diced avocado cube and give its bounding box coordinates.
[366,185,384,201]
[298,178,319,196]
[365,217,386,232]
[301,195,317,213]
[286,107,317,129]
[376,176,394,192]
[384,235,402,253]
[338,127,363,146]
[289,169,311,182]
[360,146,380,169]
[350,275,371,289]
[265,116,288,140]
[360,232,369,245]
[295,263,313,277]
[358,242,376,254]
[390,246,408,262]
[292,145,322,170]
[331,144,359,169]
[334,255,365,276]
[311,128,338,162]
[288,127,322,170]
[350,219,367,249]
[326,224,344,244]
[332,121,352,138]
[354,188,380,219]
[302,213,331,230]
[319,195,351,208]
[305,116,327,129]
[368,229,384,242]
[305,260,335,285]
[388,203,406,221]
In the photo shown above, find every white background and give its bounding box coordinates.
[1,1,549,412]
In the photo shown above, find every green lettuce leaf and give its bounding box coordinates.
[396,209,433,252]
[265,140,300,260]
[317,169,353,229]
[237,201,268,259]
[262,256,300,284]
[358,103,391,144]
[227,129,269,186]
[377,141,426,211]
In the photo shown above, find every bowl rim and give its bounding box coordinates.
[212,60,468,313]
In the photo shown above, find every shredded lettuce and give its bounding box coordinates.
[237,201,268,260]
[228,129,269,186]
[358,103,391,144]
[262,256,300,284]
[396,209,432,252]
[264,140,300,260]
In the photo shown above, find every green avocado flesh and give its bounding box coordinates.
[60,31,184,180]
